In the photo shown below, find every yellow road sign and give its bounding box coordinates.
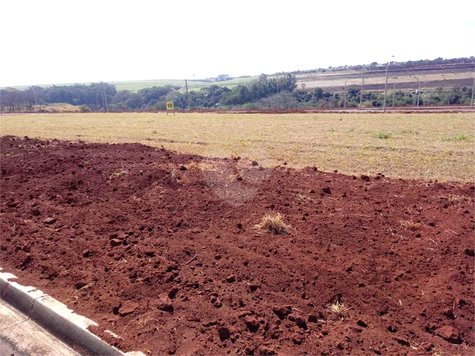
[166,102,174,110]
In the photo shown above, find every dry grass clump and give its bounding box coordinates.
[439,194,473,203]
[327,301,348,314]
[255,213,291,235]
[400,220,424,231]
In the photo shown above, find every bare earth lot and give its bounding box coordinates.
[0,136,473,355]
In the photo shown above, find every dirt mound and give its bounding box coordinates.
[1,136,473,355]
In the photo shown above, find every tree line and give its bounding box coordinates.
[281,56,475,75]
[1,71,473,113]
[0,74,298,112]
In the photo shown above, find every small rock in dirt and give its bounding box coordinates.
[157,297,174,312]
[214,254,222,260]
[19,254,33,268]
[244,316,260,332]
[291,332,305,345]
[259,346,276,355]
[436,325,462,344]
[119,300,139,317]
[43,217,57,224]
[110,238,122,247]
[168,288,179,299]
[82,249,92,258]
[249,283,260,292]
[395,338,410,347]
[31,209,41,216]
[387,325,398,333]
[464,248,474,257]
[237,223,243,229]
[322,187,331,194]
[244,346,256,355]
[308,314,318,323]
[226,274,236,283]
[202,319,218,327]
[218,327,231,341]
[251,161,259,166]
[74,282,87,290]
[421,342,434,351]
[273,305,292,319]
[443,308,455,319]
[309,189,315,194]
[357,320,368,328]
[295,316,307,329]
[213,300,223,308]
[361,175,370,182]
[336,343,345,350]
[179,165,187,171]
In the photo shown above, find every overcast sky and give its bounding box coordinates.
[1,0,474,87]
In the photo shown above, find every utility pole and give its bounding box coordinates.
[185,79,190,110]
[383,57,393,113]
[359,73,364,107]
[471,64,475,107]
[343,81,347,108]
[32,88,38,113]
[102,88,109,112]
[416,80,421,107]
[392,81,396,107]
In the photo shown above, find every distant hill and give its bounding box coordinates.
[293,63,475,93]
[4,57,473,93]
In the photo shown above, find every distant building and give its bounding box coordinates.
[216,74,232,81]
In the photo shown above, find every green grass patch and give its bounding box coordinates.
[398,129,416,134]
[442,134,470,142]
[374,131,391,139]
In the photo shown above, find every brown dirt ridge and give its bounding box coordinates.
[0,136,473,355]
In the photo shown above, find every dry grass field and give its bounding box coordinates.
[1,112,473,182]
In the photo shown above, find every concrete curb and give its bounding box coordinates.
[0,268,145,356]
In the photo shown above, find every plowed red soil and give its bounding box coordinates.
[1,136,474,356]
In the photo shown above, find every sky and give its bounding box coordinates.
[1,0,474,87]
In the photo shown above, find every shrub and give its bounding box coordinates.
[154,102,167,111]
[242,103,258,110]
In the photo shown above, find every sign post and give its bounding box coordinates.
[166,101,175,116]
